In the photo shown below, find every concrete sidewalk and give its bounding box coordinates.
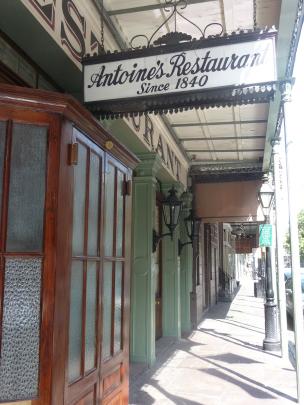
[130,280,297,404]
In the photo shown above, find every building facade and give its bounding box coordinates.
[0,0,302,404]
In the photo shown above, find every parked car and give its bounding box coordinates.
[285,271,304,317]
[284,268,304,281]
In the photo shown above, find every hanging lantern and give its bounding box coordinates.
[152,186,182,252]
[162,187,182,238]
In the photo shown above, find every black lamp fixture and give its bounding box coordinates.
[178,209,199,255]
[153,186,182,252]
[258,179,275,221]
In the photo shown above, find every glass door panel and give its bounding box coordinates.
[0,257,42,402]
[6,123,47,252]
[116,170,125,257]
[102,262,113,360]
[68,261,84,383]
[0,121,6,217]
[72,142,87,257]
[114,262,123,354]
[0,121,48,403]
[85,261,98,373]
[87,153,101,257]
[104,163,115,257]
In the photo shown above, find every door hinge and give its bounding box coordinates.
[123,180,132,196]
[68,143,78,165]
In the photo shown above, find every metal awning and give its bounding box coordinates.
[94,0,295,180]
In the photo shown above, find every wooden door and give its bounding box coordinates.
[99,154,130,405]
[155,197,162,340]
[64,129,131,405]
[0,110,58,405]
[64,129,104,405]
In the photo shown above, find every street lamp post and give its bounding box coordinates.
[258,179,281,351]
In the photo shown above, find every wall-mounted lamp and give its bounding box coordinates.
[153,186,182,252]
[178,209,199,255]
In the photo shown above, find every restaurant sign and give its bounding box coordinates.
[83,31,277,117]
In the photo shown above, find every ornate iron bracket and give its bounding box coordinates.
[153,229,172,253]
[178,239,192,255]
[130,0,223,49]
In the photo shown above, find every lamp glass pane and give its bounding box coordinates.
[260,192,273,209]
[174,204,181,227]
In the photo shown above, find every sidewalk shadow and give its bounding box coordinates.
[217,319,265,334]
[200,357,296,402]
[198,327,280,357]
[130,338,204,405]
[131,379,205,405]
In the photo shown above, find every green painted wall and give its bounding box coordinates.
[130,153,162,365]
[161,183,184,338]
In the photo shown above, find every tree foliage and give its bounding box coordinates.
[284,210,304,264]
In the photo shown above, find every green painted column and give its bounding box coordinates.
[162,182,184,338]
[130,153,162,366]
[180,191,193,334]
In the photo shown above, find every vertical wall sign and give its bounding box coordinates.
[83,31,277,118]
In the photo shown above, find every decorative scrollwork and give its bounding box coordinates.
[130,0,224,49]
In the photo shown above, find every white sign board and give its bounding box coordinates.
[84,37,276,103]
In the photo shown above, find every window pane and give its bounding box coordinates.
[104,164,115,257]
[68,261,83,382]
[0,258,42,402]
[7,124,47,252]
[85,262,97,373]
[87,153,100,256]
[0,121,6,217]
[114,262,123,354]
[102,262,113,360]
[72,143,87,256]
[116,171,124,257]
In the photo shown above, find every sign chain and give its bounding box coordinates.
[253,0,257,29]
[100,0,105,53]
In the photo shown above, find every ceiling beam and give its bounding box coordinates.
[180,135,265,141]
[171,119,268,127]
[186,149,264,152]
[108,0,216,16]
[191,159,262,165]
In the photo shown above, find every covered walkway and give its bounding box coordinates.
[130,280,297,404]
